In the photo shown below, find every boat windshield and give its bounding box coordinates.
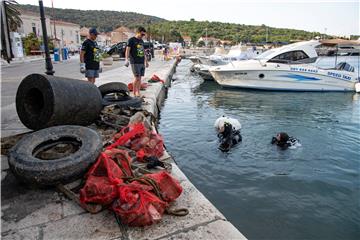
[267,50,310,64]
[322,62,356,72]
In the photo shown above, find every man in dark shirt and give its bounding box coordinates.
[80,28,101,83]
[125,26,149,97]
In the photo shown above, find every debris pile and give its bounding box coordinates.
[80,121,184,226]
[5,77,188,227]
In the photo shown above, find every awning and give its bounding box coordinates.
[320,39,360,46]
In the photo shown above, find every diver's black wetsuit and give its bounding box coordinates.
[271,136,298,150]
[218,122,242,152]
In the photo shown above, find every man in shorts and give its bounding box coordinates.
[125,26,149,97]
[80,28,101,83]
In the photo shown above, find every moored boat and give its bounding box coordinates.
[209,40,360,91]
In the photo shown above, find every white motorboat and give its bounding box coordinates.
[197,64,214,81]
[191,64,213,80]
[209,40,360,91]
[189,47,227,64]
[193,45,264,81]
[211,45,263,65]
[197,44,263,66]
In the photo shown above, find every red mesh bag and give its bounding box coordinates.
[112,183,168,227]
[80,148,136,205]
[144,171,183,203]
[104,148,134,177]
[80,153,124,205]
[107,123,145,150]
[109,123,164,162]
[129,131,164,161]
[79,175,118,205]
[79,122,180,226]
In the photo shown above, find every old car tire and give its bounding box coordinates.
[16,74,102,130]
[8,126,103,186]
[102,97,142,108]
[102,94,132,103]
[98,82,129,96]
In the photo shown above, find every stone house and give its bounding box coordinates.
[110,26,134,44]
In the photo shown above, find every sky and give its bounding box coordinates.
[18,0,360,37]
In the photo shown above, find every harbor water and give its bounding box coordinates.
[158,58,360,239]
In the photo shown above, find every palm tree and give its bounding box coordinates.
[4,0,22,31]
[1,0,21,62]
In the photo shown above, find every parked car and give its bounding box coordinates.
[107,42,127,58]
[153,41,163,50]
[108,41,155,59]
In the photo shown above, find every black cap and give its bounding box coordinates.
[89,28,99,35]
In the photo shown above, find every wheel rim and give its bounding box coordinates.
[32,137,82,160]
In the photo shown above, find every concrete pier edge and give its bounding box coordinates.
[1,58,247,240]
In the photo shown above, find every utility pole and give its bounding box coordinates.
[324,27,327,40]
[147,20,151,42]
[60,28,64,61]
[266,27,268,42]
[52,0,57,40]
[205,28,208,47]
[38,0,54,75]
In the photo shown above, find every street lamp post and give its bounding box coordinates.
[39,0,54,75]
[266,27,268,42]
[147,20,151,42]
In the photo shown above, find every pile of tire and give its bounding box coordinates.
[10,77,142,187]
[98,82,142,109]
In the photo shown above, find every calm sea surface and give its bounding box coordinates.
[158,58,360,240]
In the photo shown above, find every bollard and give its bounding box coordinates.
[16,74,102,130]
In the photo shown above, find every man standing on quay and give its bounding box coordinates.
[125,26,149,97]
[80,28,101,83]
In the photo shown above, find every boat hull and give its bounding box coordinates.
[210,68,357,92]
[198,69,214,81]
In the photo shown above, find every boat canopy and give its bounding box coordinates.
[256,40,321,63]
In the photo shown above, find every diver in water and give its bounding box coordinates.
[214,116,242,152]
[271,132,300,149]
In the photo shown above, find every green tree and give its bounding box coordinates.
[22,33,40,55]
[190,34,198,46]
[197,40,205,47]
[18,4,329,43]
[233,34,241,44]
[40,39,54,51]
[208,40,214,48]
[169,29,182,42]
